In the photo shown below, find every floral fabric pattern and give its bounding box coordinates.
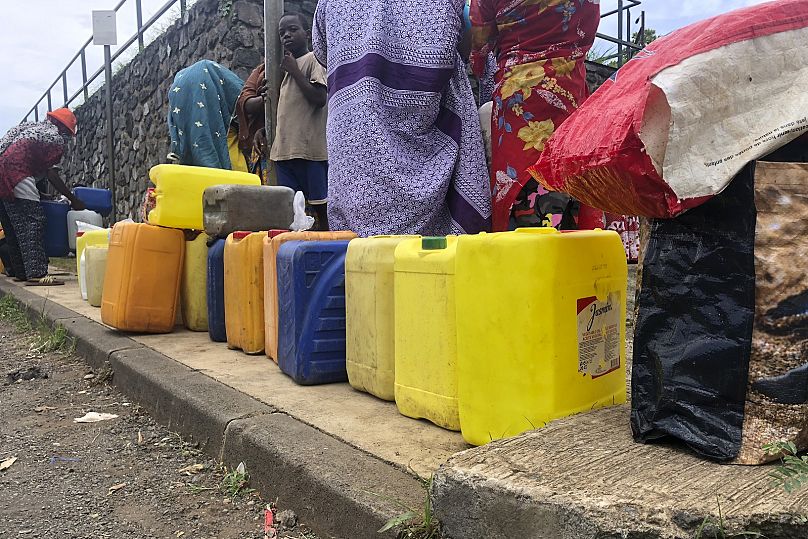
[470,0,599,231]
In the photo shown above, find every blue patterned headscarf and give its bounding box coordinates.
[167,60,245,169]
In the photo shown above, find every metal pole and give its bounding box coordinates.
[34,107,39,122]
[264,0,284,185]
[62,72,69,106]
[136,0,145,51]
[617,0,624,67]
[640,12,646,47]
[81,50,89,101]
[626,8,632,60]
[47,90,52,112]
[104,45,118,223]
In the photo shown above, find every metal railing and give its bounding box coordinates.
[596,0,646,67]
[22,0,188,123]
[24,0,644,123]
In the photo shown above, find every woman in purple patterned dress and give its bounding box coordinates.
[312,0,492,236]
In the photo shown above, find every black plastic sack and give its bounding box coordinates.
[630,162,757,460]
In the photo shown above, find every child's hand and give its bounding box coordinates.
[257,79,268,100]
[280,51,299,75]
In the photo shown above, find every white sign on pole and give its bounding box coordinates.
[92,10,118,46]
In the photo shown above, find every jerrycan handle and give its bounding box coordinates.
[422,237,447,250]
[514,227,558,235]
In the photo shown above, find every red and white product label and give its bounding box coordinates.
[576,293,621,378]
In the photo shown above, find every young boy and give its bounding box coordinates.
[271,13,329,230]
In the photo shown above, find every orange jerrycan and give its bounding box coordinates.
[345,236,418,401]
[455,228,628,446]
[394,236,461,431]
[225,231,267,354]
[101,222,185,333]
[262,230,357,362]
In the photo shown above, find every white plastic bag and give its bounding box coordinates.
[76,221,104,233]
[289,191,315,232]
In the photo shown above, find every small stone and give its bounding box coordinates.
[277,509,298,529]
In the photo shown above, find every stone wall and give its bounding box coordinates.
[63,0,316,220]
[63,0,614,220]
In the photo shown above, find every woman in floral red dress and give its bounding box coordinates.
[470,0,600,231]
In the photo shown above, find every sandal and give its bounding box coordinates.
[25,276,65,286]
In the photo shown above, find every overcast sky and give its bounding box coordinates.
[0,0,773,134]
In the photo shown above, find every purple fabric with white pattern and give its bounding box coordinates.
[313,0,492,236]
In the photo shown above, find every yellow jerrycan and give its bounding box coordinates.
[394,236,460,431]
[345,236,418,401]
[148,164,260,230]
[225,231,267,354]
[181,232,209,332]
[84,245,109,308]
[455,228,628,446]
[76,229,110,295]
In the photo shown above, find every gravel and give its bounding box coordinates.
[0,319,318,539]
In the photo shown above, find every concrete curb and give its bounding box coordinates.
[0,281,421,538]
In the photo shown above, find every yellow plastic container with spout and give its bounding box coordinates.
[181,232,209,332]
[455,228,628,446]
[76,229,110,287]
[84,245,108,308]
[394,236,460,431]
[148,164,260,230]
[345,236,418,401]
[263,230,357,362]
[101,222,185,333]
[225,231,267,354]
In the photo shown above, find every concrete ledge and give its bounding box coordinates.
[60,317,144,371]
[0,280,424,539]
[0,281,140,371]
[432,406,808,539]
[109,347,275,457]
[222,414,424,539]
[0,281,78,326]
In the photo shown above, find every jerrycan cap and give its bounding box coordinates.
[268,229,288,238]
[76,231,85,238]
[422,237,447,250]
[233,231,251,240]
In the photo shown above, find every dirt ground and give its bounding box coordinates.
[0,317,318,539]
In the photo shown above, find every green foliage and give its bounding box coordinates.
[586,44,617,65]
[693,498,766,538]
[220,462,255,499]
[378,475,440,539]
[632,28,658,46]
[589,27,658,68]
[0,295,74,353]
[764,441,808,493]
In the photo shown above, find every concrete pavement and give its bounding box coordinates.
[3,266,806,538]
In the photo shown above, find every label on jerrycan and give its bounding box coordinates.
[576,293,621,378]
